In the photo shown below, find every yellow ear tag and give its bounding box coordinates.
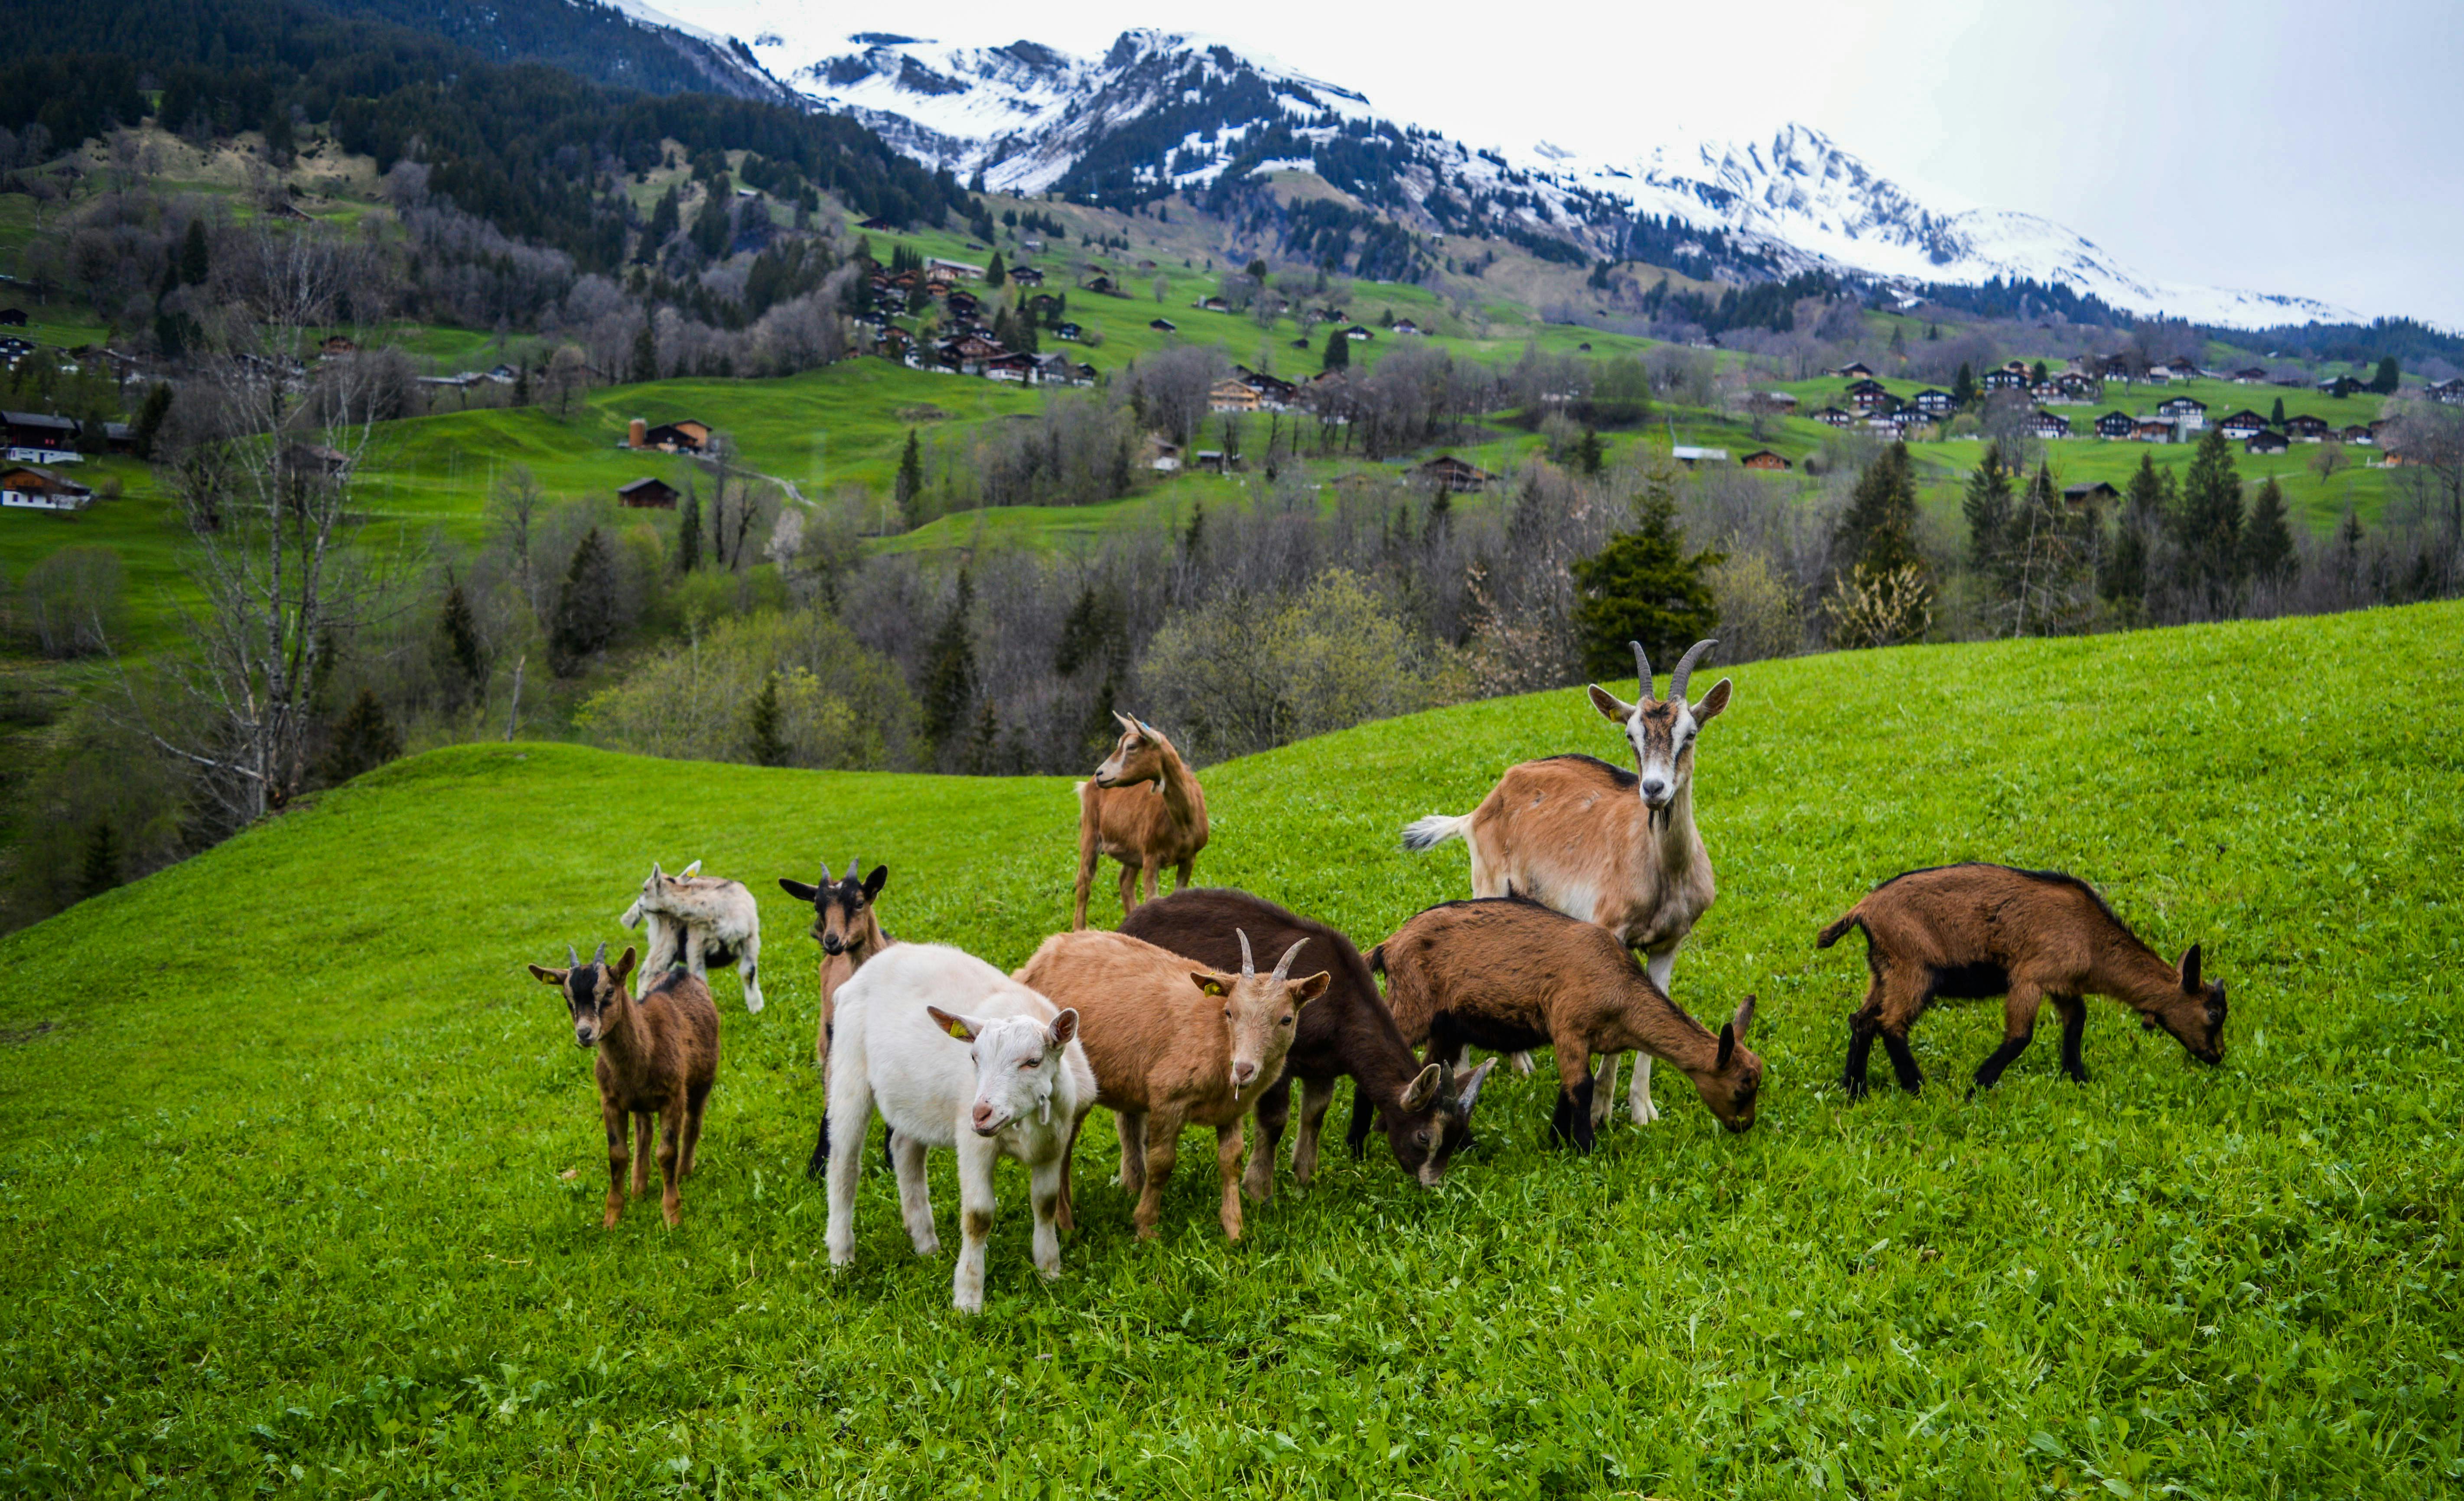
[946,1020,969,1040]
[1202,980,1224,996]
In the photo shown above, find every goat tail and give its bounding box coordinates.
[1816,908,1865,949]
[1400,812,1471,853]
[1366,942,1387,977]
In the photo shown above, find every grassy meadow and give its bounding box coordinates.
[1,601,2457,1496]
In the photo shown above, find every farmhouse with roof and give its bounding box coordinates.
[617,477,678,509]
[1411,455,1496,492]
[0,463,93,511]
[1740,449,1792,471]
[2217,410,2269,441]
[2094,410,2136,439]
[2245,429,2291,455]
[2284,413,2332,442]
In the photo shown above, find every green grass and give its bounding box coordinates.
[2,601,2458,1496]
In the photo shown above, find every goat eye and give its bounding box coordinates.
[1415,1131,1431,1146]
[1279,1014,1293,1026]
[1019,1059,1036,1070]
[1222,1008,1232,1020]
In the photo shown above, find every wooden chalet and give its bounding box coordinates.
[1911,388,1955,416]
[321,335,358,356]
[2094,410,2137,440]
[617,477,678,509]
[2337,424,2376,446]
[1390,319,1423,335]
[2427,378,2464,404]
[1054,321,1084,341]
[1008,266,1045,286]
[926,257,986,280]
[2217,410,2269,441]
[1981,367,2029,392]
[2284,413,2332,442]
[1739,449,1792,471]
[2134,419,2177,443]
[0,309,24,327]
[1672,445,1730,464]
[1745,390,1799,414]
[2231,366,2269,383]
[1836,361,1876,379]
[1845,378,1893,411]
[2317,374,2367,400]
[2,410,78,449]
[1197,295,1230,312]
[280,442,355,479]
[0,463,94,510]
[2062,481,2120,507]
[1208,379,1260,412]
[1341,325,1374,341]
[2051,371,2096,401]
[856,217,897,231]
[1411,455,1497,492]
[984,352,1038,383]
[1148,317,1178,333]
[2244,429,2291,455]
[1811,406,1855,429]
[630,417,711,453]
[1083,275,1116,295]
[2155,396,2208,429]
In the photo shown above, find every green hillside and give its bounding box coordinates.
[3,601,2457,1494]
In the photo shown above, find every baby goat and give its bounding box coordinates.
[526,942,719,1228]
[823,943,1095,1314]
[1818,863,2227,1098]
[1369,896,1761,1153]
[1016,927,1326,1239]
[779,858,895,1179]
[621,860,765,1014]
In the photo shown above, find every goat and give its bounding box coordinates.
[1816,863,2228,1098]
[1400,638,1730,1131]
[1072,713,1209,930]
[1121,886,1492,1196]
[620,860,765,1013]
[779,858,895,1179]
[822,943,1096,1313]
[526,942,719,1228]
[1015,927,1326,1239]
[1367,897,1761,1153]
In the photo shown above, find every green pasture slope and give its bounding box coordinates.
[2,604,2459,1495]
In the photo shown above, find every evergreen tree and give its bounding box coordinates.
[1182,503,1207,563]
[2371,355,2400,395]
[919,568,976,751]
[1054,585,1123,676]
[2103,453,2168,611]
[1833,443,1926,578]
[2270,395,2286,427]
[550,527,622,673]
[984,251,1006,289]
[2002,463,2098,635]
[1322,327,1350,373]
[1569,491,1724,681]
[644,184,680,254]
[894,427,923,530]
[1422,491,1451,545]
[179,218,209,287]
[2242,475,2297,586]
[1960,443,2015,571]
[631,322,658,384]
[129,382,172,459]
[2031,360,2049,386]
[317,688,403,784]
[438,578,485,699]
[747,672,788,766]
[1890,324,1907,357]
[1574,427,1605,476]
[690,179,732,260]
[674,488,701,572]
[2171,428,2246,613]
[78,820,122,902]
[1950,361,1977,410]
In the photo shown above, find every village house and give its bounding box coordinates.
[1745,390,1800,414]
[2030,409,2073,440]
[1208,378,1260,412]
[1148,317,1177,333]
[0,463,93,510]
[1341,325,1374,341]
[1411,455,1497,492]
[617,477,678,509]
[2217,409,2269,441]
[2,410,79,454]
[280,442,355,479]
[2427,378,2464,404]
[1845,378,1893,411]
[1390,319,1423,335]
[2134,419,2177,443]
[1008,265,1045,286]
[1054,321,1084,341]
[320,335,358,357]
[1911,388,1956,417]
[2245,429,2291,455]
[1981,367,2029,393]
[1739,449,1792,471]
[2156,396,2208,430]
[2284,413,2332,442]
[628,417,711,454]
[926,257,986,280]
[2337,424,2376,446]
[2063,481,2120,507]
[2095,354,2137,383]
[0,309,25,327]
[856,217,897,231]
[2094,410,2137,440]
[1813,406,1857,429]
[1083,274,1116,295]
[1836,361,1876,380]
[1191,450,1228,473]
[2051,371,2097,402]
[1197,295,1230,312]
[2317,374,2367,400]
[1671,445,1730,465]
[2232,366,2269,383]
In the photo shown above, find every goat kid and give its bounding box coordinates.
[1818,863,2228,1098]
[1369,897,1760,1153]
[527,942,719,1228]
[1072,713,1209,930]
[824,943,1095,1313]
[1120,886,1491,1196]
[1016,927,1325,1239]
[1401,640,1731,1130]
[779,858,895,1179]
[621,860,765,1013]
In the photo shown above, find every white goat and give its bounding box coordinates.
[824,943,1096,1314]
[619,860,765,1014]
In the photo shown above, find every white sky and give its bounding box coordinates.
[721,0,2464,327]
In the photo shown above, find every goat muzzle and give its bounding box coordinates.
[822,935,845,955]
[971,1103,1003,1136]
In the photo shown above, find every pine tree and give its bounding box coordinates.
[2031,360,2049,386]
[77,819,122,902]
[2270,396,2286,427]
[674,489,701,572]
[1569,491,1724,681]
[2371,355,2400,395]
[550,527,622,673]
[2002,463,2097,636]
[317,688,403,784]
[2104,453,2168,611]
[985,251,1006,289]
[1054,585,1122,676]
[2172,428,2246,613]
[129,383,172,459]
[1834,443,1926,578]
[1950,361,1977,410]
[919,567,976,750]
[1574,428,1605,476]
[894,428,923,530]
[1890,324,1907,357]
[644,184,680,253]
[1322,327,1350,373]
[631,322,658,384]
[747,672,788,766]
[439,578,484,700]
[2242,475,2296,586]
[1423,491,1452,545]
[1960,444,2015,571]
[179,218,210,287]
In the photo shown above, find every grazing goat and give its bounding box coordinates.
[1368,897,1761,1153]
[1817,863,2228,1098]
[1016,927,1326,1239]
[620,860,765,1013]
[823,943,1095,1313]
[1072,713,1209,930]
[1400,638,1731,1130]
[779,858,895,1179]
[526,942,719,1228]
[1122,887,1492,1196]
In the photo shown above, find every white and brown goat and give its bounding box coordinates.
[1071,713,1208,930]
[621,860,765,1013]
[778,858,895,1179]
[1402,639,1730,1126]
[1818,863,2228,1098]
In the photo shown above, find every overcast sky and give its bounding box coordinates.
[760,0,2463,327]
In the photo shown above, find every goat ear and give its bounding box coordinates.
[1729,993,1758,1045]
[1047,1008,1079,1048]
[1691,677,1733,724]
[1716,1021,1737,1071]
[1400,1063,1443,1112]
[1586,683,1635,723]
[778,878,820,902]
[526,963,566,986]
[650,861,664,880]
[925,1006,980,1042]
[1289,971,1331,1006]
[2179,944,2203,992]
[1458,1057,1498,1114]
[1190,971,1230,997]
[612,946,638,986]
[679,859,702,878]
[1112,710,1137,735]
[863,865,889,901]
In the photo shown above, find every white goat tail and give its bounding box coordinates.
[1400,813,1471,853]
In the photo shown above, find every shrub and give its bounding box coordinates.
[578,608,912,770]
[1706,552,1802,663]
[19,545,125,658]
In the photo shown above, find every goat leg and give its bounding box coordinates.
[2055,996,2091,1084]
[893,1133,939,1255]
[1115,1111,1147,1195]
[1344,1081,1377,1160]
[656,1104,684,1227]
[1245,1074,1292,1203]
[1842,1015,1879,1100]
[1971,984,2046,1098]
[1881,1028,1924,1095]
[1292,1075,1337,1188]
[602,1101,630,1228]
[1135,1109,1182,1240]
[1552,1046,1597,1153]
[1214,1121,1246,1241]
[1589,1053,1620,1131]
[631,1110,654,1198]
[679,1081,710,1176]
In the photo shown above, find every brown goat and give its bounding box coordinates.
[1015,927,1326,1239]
[1072,713,1209,930]
[778,859,894,1179]
[526,942,720,1228]
[1370,897,1761,1153]
[1817,863,2227,1098]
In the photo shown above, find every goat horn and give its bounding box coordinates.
[1630,640,1654,700]
[1237,928,1256,977]
[593,941,608,965]
[566,942,580,967]
[1271,937,1309,984]
[1669,639,1718,703]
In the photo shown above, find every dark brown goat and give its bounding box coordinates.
[1369,897,1760,1152]
[1817,863,2227,1098]
[526,942,720,1227]
[1121,887,1494,1196]
[778,859,894,1179]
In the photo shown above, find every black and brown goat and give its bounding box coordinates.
[1367,896,1761,1153]
[1121,887,1494,1196]
[778,858,895,1179]
[527,942,720,1228]
[1817,863,2227,1098]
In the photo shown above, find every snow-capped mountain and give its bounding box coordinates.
[613,7,2356,327]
